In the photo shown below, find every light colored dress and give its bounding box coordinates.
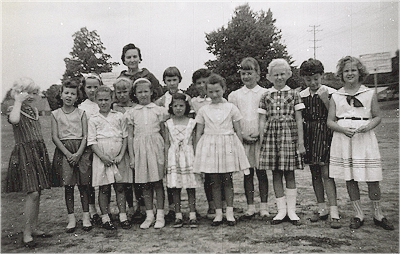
[125,103,166,183]
[258,85,305,171]
[78,99,99,119]
[165,118,202,189]
[228,85,268,168]
[193,102,250,174]
[329,85,382,182]
[155,90,192,109]
[88,110,131,186]
[191,96,212,113]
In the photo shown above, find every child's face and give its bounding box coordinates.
[195,77,208,96]
[268,64,291,89]
[96,92,112,113]
[61,87,78,107]
[206,83,224,103]
[135,83,152,105]
[165,76,180,94]
[85,79,100,101]
[124,49,140,70]
[342,62,360,85]
[172,99,186,117]
[115,83,131,104]
[24,89,39,105]
[240,69,259,88]
[302,73,322,92]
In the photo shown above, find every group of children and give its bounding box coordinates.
[6,54,395,248]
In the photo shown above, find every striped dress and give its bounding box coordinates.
[300,85,336,165]
[6,104,51,193]
[258,86,305,171]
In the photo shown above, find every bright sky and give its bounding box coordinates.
[1,1,399,99]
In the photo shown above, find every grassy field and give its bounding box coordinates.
[1,100,399,253]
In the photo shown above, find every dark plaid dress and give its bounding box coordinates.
[6,104,51,193]
[258,86,305,171]
[300,86,336,165]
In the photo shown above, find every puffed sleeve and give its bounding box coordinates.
[120,113,128,138]
[231,104,243,122]
[195,107,205,124]
[294,90,305,111]
[87,117,97,146]
[257,91,269,115]
[124,109,133,126]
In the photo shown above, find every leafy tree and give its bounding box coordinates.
[46,84,62,110]
[63,27,119,81]
[205,4,294,97]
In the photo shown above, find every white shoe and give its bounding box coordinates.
[154,218,165,229]
[140,217,155,229]
[260,209,270,217]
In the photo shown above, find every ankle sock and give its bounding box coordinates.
[119,213,128,222]
[82,212,91,227]
[318,202,328,216]
[89,204,97,217]
[246,204,256,215]
[372,200,384,221]
[189,212,196,220]
[214,209,223,222]
[101,214,111,224]
[67,213,76,228]
[226,207,235,221]
[330,206,340,219]
[175,212,183,220]
[351,200,364,220]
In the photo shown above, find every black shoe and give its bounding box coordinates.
[227,220,236,226]
[189,219,198,228]
[120,220,132,230]
[66,227,76,233]
[349,217,364,229]
[240,213,255,221]
[211,220,222,227]
[82,225,93,232]
[195,211,202,220]
[291,220,302,226]
[373,217,394,230]
[91,214,102,225]
[310,212,329,222]
[173,219,184,228]
[22,239,36,249]
[33,232,52,238]
[330,218,342,229]
[131,210,146,224]
[102,221,117,230]
[165,210,176,223]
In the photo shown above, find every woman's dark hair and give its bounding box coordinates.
[121,43,142,63]
[57,79,81,107]
[299,58,325,76]
[168,93,190,116]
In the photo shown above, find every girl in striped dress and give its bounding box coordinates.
[327,56,394,231]
[299,59,341,229]
[258,59,305,225]
[6,77,52,248]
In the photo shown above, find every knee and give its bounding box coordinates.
[28,191,40,201]
[114,184,125,194]
[100,185,111,195]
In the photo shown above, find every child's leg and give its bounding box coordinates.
[89,186,98,216]
[32,190,45,235]
[65,185,76,229]
[284,171,300,221]
[167,187,175,213]
[98,185,111,223]
[124,184,135,213]
[243,168,256,216]
[222,173,235,222]
[23,191,40,243]
[173,188,183,227]
[114,183,128,222]
[321,164,339,220]
[346,180,364,220]
[367,181,394,230]
[78,185,92,229]
[204,174,215,214]
[272,170,286,222]
[209,173,223,223]
[134,183,145,210]
[310,165,327,212]
[140,182,155,229]
[187,188,196,213]
[154,180,165,229]
[256,169,269,216]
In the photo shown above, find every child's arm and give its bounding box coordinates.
[70,112,88,164]
[127,124,135,168]
[194,123,205,153]
[258,113,266,146]
[51,114,74,163]
[164,124,170,167]
[327,98,356,138]
[295,110,306,154]
[316,87,330,110]
[91,144,113,166]
[355,93,382,133]
[233,120,243,143]
[8,92,30,124]
[114,137,127,164]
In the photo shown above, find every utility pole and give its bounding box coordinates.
[308,25,322,59]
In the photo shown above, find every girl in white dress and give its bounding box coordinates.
[165,93,202,228]
[194,73,250,227]
[327,56,394,230]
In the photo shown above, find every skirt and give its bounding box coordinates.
[6,140,51,193]
[51,139,92,186]
[92,138,132,187]
[303,120,333,165]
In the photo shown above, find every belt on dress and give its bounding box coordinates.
[337,117,370,120]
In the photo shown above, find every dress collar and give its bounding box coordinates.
[135,102,157,109]
[335,85,370,96]
[242,85,261,94]
[268,85,291,92]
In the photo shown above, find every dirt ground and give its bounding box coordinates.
[1,100,399,253]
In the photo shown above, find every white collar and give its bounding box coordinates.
[335,85,370,96]
[268,85,291,92]
[300,85,336,97]
[242,85,261,94]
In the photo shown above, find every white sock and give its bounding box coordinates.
[273,196,287,220]
[101,214,111,224]
[82,212,91,227]
[89,204,97,217]
[260,202,270,216]
[330,206,340,220]
[246,204,256,215]
[175,212,183,220]
[67,213,76,229]
[156,209,164,220]
[189,212,196,220]
[145,210,154,220]
[286,188,300,221]
[351,200,364,220]
[372,200,384,221]
[226,207,235,221]
[214,209,223,222]
[119,213,128,222]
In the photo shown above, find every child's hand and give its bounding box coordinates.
[69,153,82,166]
[317,87,330,104]
[355,124,370,133]
[114,155,123,164]
[243,134,258,145]
[129,159,135,169]
[343,127,356,138]
[101,156,114,167]
[297,144,306,155]
[14,91,30,103]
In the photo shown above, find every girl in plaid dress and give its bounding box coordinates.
[258,59,305,225]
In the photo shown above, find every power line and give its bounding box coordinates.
[308,25,322,59]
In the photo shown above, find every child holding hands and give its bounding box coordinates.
[258,59,305,225]
[327,56,394,230]
[88,86,132,230]
[194,73,250,227]
[6,77,52,248]
[51,80,92,233]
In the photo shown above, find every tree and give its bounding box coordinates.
[46,84,62,110]
[63,27,119,81]
[205,4,293,96]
